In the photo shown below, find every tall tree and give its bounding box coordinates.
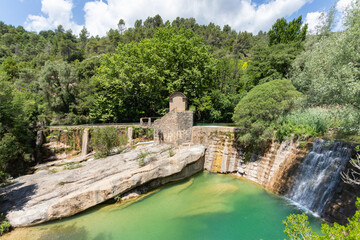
[268,16,307,45]
[89,25,216,122]
[79,26,90,48]
[117,19,126,34]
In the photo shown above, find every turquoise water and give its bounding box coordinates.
[5,173,322,240]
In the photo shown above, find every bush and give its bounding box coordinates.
[0,171,9,184]
[90,127,127,158]
[0,214,10,236]
[277,106,360,141]
[232,79,301,149]
[283,198,360,239]
[276,108,330,141]
[137,151,149,167]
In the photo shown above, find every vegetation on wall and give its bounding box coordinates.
[90,127,127,158]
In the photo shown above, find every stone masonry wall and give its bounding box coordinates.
[154,111,193,145]
[191,126,241,173]
[191,126,308,193]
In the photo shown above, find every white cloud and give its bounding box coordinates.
[83,0,312,36]
[336,0,355,12]
[25,0,82,34]
[24,0,313,36]
[334,0,355,30]
[304,11,326,34]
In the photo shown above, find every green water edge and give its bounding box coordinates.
[4,173,322,240]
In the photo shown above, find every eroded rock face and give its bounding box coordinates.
[0,144,205,227]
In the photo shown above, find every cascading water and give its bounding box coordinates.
[288,139,352,216]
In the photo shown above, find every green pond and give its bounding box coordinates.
[5,173,322,240]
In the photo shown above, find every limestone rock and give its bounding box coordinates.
[0,144,205,227]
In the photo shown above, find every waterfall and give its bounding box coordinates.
[81,128,89,156]
[288,139,352,216]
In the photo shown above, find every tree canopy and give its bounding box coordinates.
[268,16,307,45]
[291,0,360,108]
[232,79,301,149]
[89,25,217,122]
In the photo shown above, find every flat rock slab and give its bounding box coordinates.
[0,144,205,227]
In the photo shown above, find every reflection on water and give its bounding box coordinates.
[4,173,322,240]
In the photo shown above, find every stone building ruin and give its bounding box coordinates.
[154,92,193,145]
[169,92,188,112]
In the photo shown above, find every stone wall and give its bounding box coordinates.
[191,126,307,193]
[154,111,193,145]
[39,125,152,162]
[191,126,241,173]
[240,140,309,194]
[192,126,360,224]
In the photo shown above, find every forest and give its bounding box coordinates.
[1,2,360,185]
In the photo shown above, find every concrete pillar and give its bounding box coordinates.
[81,128,89,156]
[127,127,133,145]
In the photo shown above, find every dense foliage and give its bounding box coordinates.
[0,1,359,237]
[283,198,360,239]
[89,26,217,122]
[233,79,301,149]
[0,0,359,186]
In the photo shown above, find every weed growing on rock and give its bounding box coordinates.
[137,151,149,166]
[168,148,175,157]
[63,162,82,170]
[0,214,10,236]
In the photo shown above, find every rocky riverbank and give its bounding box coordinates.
[0,144,205,227]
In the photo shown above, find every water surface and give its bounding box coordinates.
[4,173,322,240]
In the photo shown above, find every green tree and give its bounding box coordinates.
[291,0,360,108]
[38,61,77,115]
[0,77,36,179]
[269,16,307,45]
[79,26,89,49]
[117,19,126,34]
[1,56,18,79]
[232,79,301,149]
[241,41,304,91]
[89,25,216,122]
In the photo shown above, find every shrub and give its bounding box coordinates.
[0,214,10,236]
[63,162,82,170]
[133,127,154,140]
[168,148,175,157]
[232,79,302,149]
[277,106,360,141]
[283,198,360,239]
[90,127,127,158]
[0,171,9,184]
[137,151,149,166]
[276,108,330,141]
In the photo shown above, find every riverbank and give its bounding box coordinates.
[0,144,205,227]
[2,173,323,240]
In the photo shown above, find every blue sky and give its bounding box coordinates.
[0,0,351,36]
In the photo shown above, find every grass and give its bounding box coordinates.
[137,151,150,166]
[63,162,82,170]
[276,106,360,142]
[168,147,175,157]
